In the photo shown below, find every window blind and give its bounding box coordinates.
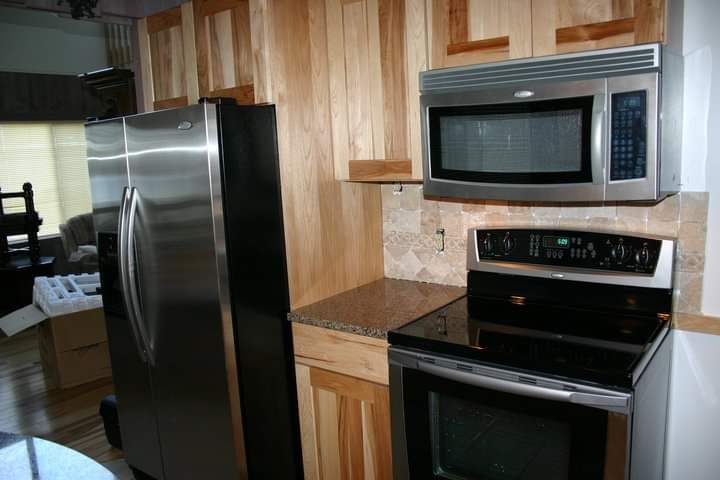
[0,122,92,236]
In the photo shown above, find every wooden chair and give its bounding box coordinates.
[0,182,43,265]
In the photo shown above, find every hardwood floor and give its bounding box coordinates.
[0,328,134,479]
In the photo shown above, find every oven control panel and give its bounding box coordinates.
[474,229,663,273]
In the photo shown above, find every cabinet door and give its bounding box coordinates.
[428,0,532,68]
[137,3,199,111]
[193,0,255,104]
[532,0,666,56]
[326,0,426,181]
[295,363,392,480]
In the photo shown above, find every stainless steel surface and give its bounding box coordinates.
[420,43,660,93]
[659,49,684,196]
[390,347,632,414]
[87,118,128,234]
[466,227,676,289]
[123,104,244,479]
[417,360,630,408]
[421,78,607,202]
[87,120,163,477]
[126,187,153,365]
[605,73,660,201]
[631,331,672,480]
[117,186,147,363]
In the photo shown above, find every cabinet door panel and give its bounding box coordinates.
[326,0,421,181]
[429,0,532,68]
[195,0,255,104]
[138,4,199,112]
[532,0,666,56]
[296,363,392,480]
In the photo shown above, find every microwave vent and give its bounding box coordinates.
[421,44,661,93]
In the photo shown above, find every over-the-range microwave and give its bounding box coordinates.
[421,43,682,203]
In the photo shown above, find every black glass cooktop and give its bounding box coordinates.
[388,295,669,388]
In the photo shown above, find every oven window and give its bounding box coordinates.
[402,368,612,479]
[428,97,594,184]
[431,393,571,479]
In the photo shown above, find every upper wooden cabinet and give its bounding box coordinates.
[326,0,427,182]
[193,0,255,104]
[427,0,532,69]
[137,3,199,111]
[532,0,666,56]
[427,0,667,69]
[137,0,271,112]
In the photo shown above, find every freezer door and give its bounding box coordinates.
[87,119,163,478]
[86,119,128,234]
[124,104,245,479]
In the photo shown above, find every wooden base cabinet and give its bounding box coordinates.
[292,323,392,479]
[295,365,392,480]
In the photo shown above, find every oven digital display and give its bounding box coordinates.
[543,236,570,249]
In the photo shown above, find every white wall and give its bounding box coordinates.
[679,0,720,316]
[0,6,108,75]
[666,2,720,478]
[666,331,720,479]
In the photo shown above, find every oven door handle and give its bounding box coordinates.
[417,361,630,409]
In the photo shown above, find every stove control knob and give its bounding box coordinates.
[611,243,629,263]
[502,233,515,254]
[482,233,495,255]
[636,244,651,267]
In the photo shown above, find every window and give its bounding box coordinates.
[0,122,92,236]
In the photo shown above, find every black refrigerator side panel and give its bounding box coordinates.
[217,104,303,479]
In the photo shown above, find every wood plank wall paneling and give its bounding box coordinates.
[405,0,426,180]
[295,363,393,480]
[267,0,384,309]
[379,0,408,160]
[249,0,272,103]
[181,2,200,105]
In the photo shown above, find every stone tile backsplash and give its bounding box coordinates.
[382,186,709,314]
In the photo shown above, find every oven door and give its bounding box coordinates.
[389,348,631,480]
[421,79,606,202]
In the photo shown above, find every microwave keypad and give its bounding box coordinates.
[610,90,647,181]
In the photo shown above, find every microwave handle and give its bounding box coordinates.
[590,94,606,185]
[417,360,629,409]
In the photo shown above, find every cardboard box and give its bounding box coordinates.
[37,308,111,389]
[0,273,111,389]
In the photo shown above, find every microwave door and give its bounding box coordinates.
[421,79,606,202]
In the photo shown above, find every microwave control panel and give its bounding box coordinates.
[610,90,647,181]
[475,229,662,274]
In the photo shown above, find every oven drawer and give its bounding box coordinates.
[389,348,632,480]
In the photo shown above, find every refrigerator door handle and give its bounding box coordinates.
[127,187,155,366]
[118,187,148,363]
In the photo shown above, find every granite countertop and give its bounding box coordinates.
[288,278,466,339]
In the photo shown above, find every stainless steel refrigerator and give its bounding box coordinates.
[86,101,302,479]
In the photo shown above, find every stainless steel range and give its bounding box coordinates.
[388,228,674,480]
